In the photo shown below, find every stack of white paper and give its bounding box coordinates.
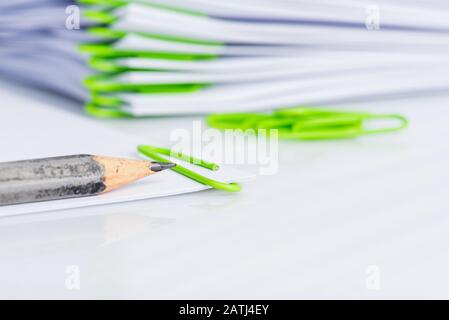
[2,0,449,115]
[0,0,95,100]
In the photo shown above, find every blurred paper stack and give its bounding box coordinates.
[0,0,100,100]
[2,0,449,116]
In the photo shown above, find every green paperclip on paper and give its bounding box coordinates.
[137,145,241,192]
[207,108,408,140]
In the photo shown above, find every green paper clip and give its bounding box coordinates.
[79,0,206,17]
[78,0,127,6]
[83,74,208,93]
[138,145,241,192]
[84,103,133,118]
[79,43,217,60]
[83,10,118,24]
[207,107,408,140]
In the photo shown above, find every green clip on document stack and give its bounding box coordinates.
[78,0,445,120]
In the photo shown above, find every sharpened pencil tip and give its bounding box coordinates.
[150,162,176,172]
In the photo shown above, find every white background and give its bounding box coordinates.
[1,79,449,299]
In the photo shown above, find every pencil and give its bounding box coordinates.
[0,155,175,206]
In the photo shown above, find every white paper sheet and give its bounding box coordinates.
[0,87,254,217]
[113,59,449,85]
[138,0,449,30]
[113,52,449,73]
[118,67,449,114]
[113,3,449,47]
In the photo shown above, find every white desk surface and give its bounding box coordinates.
[1,79,449,299]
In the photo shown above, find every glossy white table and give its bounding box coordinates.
[1,79,449,299]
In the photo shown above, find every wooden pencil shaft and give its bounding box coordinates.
[0,155,156,206]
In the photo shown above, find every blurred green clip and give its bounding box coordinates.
[207,107,409,140]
